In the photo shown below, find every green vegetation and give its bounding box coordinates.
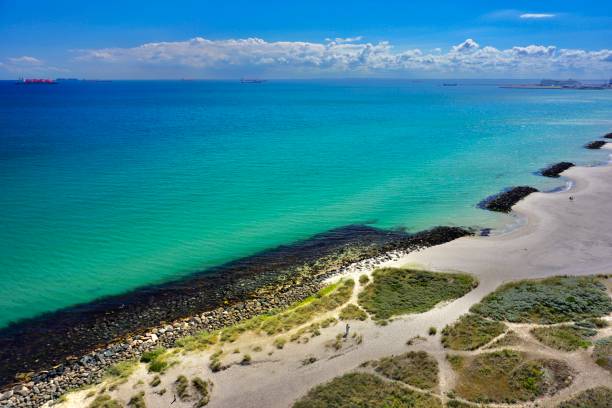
[359,274,370,285]
[441,314,506,350]
[209,350,223,372]
[174,280,353,352]
[127,391,145,408]
[175,375,190,400]
[105,360,137,380]
[592,336,611,372]
[370,351,439,390]
[258,279,354,335]
[292,372,442,408]
[241,354,252,365]
[140,348,170,373]
[176,331,218,352]
[531,325,595,351]
[273,336,287,349]
[446,354,465,370]
[192,377,213,407]
[428,327,437,336]
[339,304,368,321]
[471,276,612,324]
[149,375,161,387]
[88,394,122,408]
[452,350,573,403]
[358,268,477,320]
[484,331,522,349]
[446,401,478,408]
[557,387,612,408]
[301,356,317,365]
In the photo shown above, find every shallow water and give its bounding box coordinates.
[0,79,610,327]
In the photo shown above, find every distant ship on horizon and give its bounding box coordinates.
[15,78,58,84]
[240,78,266,83]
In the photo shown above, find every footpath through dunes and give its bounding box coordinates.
[0,224,470,393]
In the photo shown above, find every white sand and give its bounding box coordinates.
[56,160,612,408]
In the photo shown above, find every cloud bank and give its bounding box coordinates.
[72,37,612,78]
[520,13,556,19]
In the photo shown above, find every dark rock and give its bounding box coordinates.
[540,162,575,178]
[603,132,612,139]
[479,186,539,213]
[584,140,607,149]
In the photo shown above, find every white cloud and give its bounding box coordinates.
[1,56,68,75]
[326,36,364,44]
[8,56,42,65]
[520,13,556,19]
[74,37,612,77]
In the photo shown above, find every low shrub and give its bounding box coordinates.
[358,268,477,320]
[292,372,442,408]
[557,386,612,408]
[339,304,368,321]
[592,336,612,372]
[441,314,506,350]
[471,276,612,324]
[127,391,146,408]
[531,325,594,351]
[370,351,439,390]
[88,394,122,408]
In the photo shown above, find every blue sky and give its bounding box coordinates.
[1,0,611,79]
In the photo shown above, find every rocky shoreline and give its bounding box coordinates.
[585,140,607,149]
[478,186,539,213]
[541,161,575,178]
[0,226,470,407]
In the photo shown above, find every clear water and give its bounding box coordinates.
[1,79,610,328]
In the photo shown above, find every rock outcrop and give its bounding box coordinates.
[479,186,538,213]
[541,162,575,178]
[585,140,607,149]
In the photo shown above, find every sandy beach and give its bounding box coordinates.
[48,145,612,408]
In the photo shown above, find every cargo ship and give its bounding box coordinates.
[240,78,266,83]
[15,78,58,84]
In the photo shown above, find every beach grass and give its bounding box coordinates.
[592,336,612,372]
[192,376,213,407]
[369,351,439,390]
[127,391,146,408]
[339,304,368,321]
[441,314,506,350]
[358,268,477,320]
[105,359,138,380]
[471,276,612,324]
[140,347,170,373]
[88,394,122,408]
[557,386,612,408]
[530,325,595,351]
[484,331,522,349]
[292,372,442,408]
[175,375,190,400]
[452,349,573,403]
[176,279,355,352]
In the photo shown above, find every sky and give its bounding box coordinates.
[0,0,611,79]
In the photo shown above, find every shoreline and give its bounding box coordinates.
[49,154,610,408]
[1,142,610,407]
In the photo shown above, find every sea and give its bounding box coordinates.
[1,79,610,328]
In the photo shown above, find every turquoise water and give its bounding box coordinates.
[1,79,610,328]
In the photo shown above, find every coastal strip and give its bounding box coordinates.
[0,224,470,405]
[2,137,609,407]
